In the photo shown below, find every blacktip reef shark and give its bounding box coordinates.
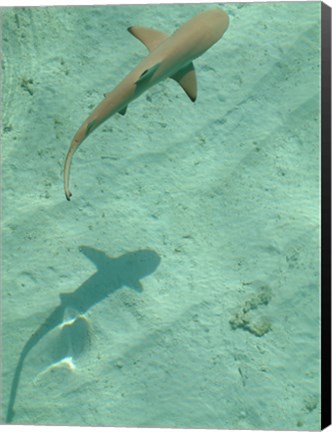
[64,8,229,200]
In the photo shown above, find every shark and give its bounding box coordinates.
[64,8,229,200]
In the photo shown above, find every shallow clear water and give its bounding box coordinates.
[1,2,321,429]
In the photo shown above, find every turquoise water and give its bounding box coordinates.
[1,2,321,429]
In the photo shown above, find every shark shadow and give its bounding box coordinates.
[5,246,160,423]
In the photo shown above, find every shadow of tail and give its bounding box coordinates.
[5,305,65,423]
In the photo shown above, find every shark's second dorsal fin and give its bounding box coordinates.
[171,62,197,102]
[128,26,169,52]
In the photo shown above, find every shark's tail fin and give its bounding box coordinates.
[64,119,98,201]
[64,144,74,201]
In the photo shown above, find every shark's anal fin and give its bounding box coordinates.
[104,93,127,116]
[136,63,161,86]
[119,106,127,115]
[171,62,197,102]
[128,26,169,52]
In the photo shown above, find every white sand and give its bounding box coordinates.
[2,2,321,429]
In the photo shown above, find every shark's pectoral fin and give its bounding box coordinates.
[171,62,197,102]
[118,106,128,116]
[136,63,161,86]
[126,280,143,292]
[128,26,169,52]
[79,246,110,269]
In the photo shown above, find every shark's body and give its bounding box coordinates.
[64,8,229,200]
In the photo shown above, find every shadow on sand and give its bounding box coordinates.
[5,246,161,423]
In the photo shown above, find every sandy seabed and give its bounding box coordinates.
[2,2,321,429]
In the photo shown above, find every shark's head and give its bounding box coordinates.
[199,8,229,44]
[117,250,161,291]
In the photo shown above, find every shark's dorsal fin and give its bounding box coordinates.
[171,62,197,102]
[136,63,161,86]
[128,26,169,52]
